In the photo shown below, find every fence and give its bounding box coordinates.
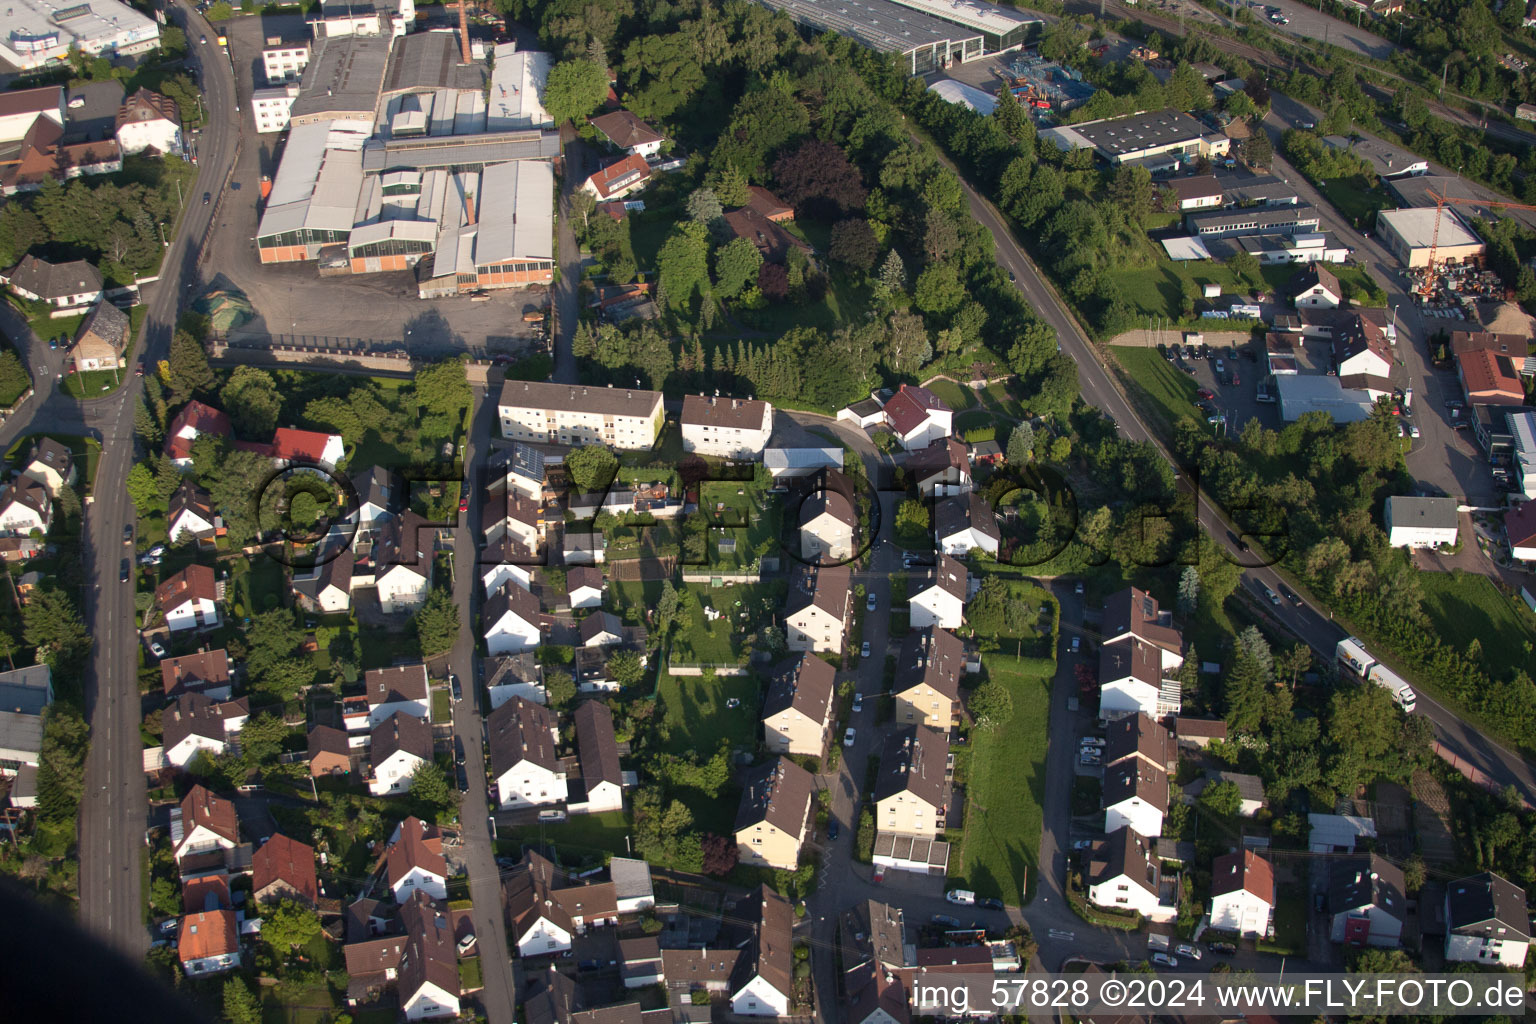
[680,570,762,584]
[665,663,750,677]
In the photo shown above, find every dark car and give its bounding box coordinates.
[123,523,133,545]
[1209,942,1237,956]
[978,897,1005,911]
[1157,343,1168,359]
[932,915,962,929]
[202,192,211,205]
[456,764,468,791]
[1227,530,1248,552]
[120,559,130,583]
[450,674,462,702]
[1280,585,1303,606]
[454,736,466,765]
[49,337,57,350]
[1314,890,1326,912]
[827,819,839,840]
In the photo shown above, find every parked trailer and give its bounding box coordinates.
[1334,637,1417,712]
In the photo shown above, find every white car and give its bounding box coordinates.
[1080,737,1105,748]
[866,593,877,612]
[844,728,856,747]
[1069,636,1080,652]
[861,641,871,658]
[1151,952,1179,968]
[148,641,166,658]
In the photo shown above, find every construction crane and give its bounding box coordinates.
[1419,187,1536,297]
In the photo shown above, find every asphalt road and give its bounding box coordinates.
[59,0,242,961]
[928,134,1536,808]
[447,386,519,1024]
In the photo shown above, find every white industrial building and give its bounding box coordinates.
[0,0,159,71]
[1276,374,1375,424]
[263,40,313,85]
[1042,108,1231,169]
[487,44,553,131]
[753,0,985,75]
[253,86,301,134]
[1375,207,1485,270]
[1384,495,1459,549]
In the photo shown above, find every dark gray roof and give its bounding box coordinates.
[1186,203,1321,233]
[77,299,129,348]
[63,79,125,143]
[0,709,43,758]
[488,441,546,484]
[734,756,814,835]
[290,36,391,119]
[350,465,396,512]
[0,665,51,716]
[381,30,486,95]
[873,724,946,809]
[1089,825,1159,894]
[1071,108,1215,155]
[161,692,227,750]
[913,554,967,603]
[1103,759,1169,814]
[485,577,542,629]
[783,563,852,622]
[1103,712,1173,771]
[573,700,622,789]
[497,379,663,420]
[893,627,964,701]
[369,710,433,770]
[397,891,459,1010]
[935,492,1000,545]
[486,696,557,774]
[1446,871,1529,940]
[1329,854,1405,919]
[7,255,102,300]
[483,653,541,689]
[579,610,623,646]
[761,653,835,724]
[362,128,561,172]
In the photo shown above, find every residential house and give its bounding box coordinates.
[680,394,774,459]
[3,254,102,308]
[487,442,546,501]
[570,700,624,815]
[846,965,910,1024]
[159,649,233,701]
[567,566,604,610]
[839,898,912,977]
[1309,813,1378,853]
[783,563,851,654]
[178,905,240,976]
[364,665,429,727]
[0,665,51,781]
[579,611,625,648]
[484,581,543,655]
[1098,638,1182,721]
[167,480,220,544]
[874,725,947,840]
[115,88,182,156]
[563,529,607,564]
[728,886,795,1017]
[0,536,41,563]
[1329,854,1405,947]
[590,110,665,158]
[1454,332,1527,406]
[1174,716,1228,748]
[19,437,75,497]
[1290,264,1342,309]
[583,153,652,201]
[521,965,583,1023]
[620,936,664,989]
[70,295,128,373]
[935,492,1000,557]
[162,693,236,767]
[504,849,619,957]
[485,653,545,709]
[574,643,645,694]
[1100,587,1184,672]
[269,427,345,469]
[164,400,232,469]
[610,857,655,914]
[362,512,433,613]
[881,384,953,452]
[1168,174,1223,210]
[1185,770,1265,817]
[891,628,964,731]
[1103,759,1168,839]
[1333,314,1394,391]
[799,475,858,563]
[1103,712,1175,773]
[745,185,794,222]
[171,784,239,872]
[1210,848,1274,938]
[761,653,836,757]
[343,933,408,1010]
[293,542,354,613]
[497,379,664,451]
[0,86,63,141]
[905,437,972,498]
[0,479,50,537]
[483,491,544,552]
[970,438,1003,467]
[1507,502,1536,562]
[398,890,461,1021]
[1384,495,1459,548]
[252,832,319,906]
[908,554,967,630]
[368,711,433,796]
[156,564,220,632]
[723,205,813,264]
[660,947,743,1004]
[1087,826,1165,920]
[487,696,564,809]
[308,724,352,777]
[735,757,814,870]
[385,817,448,903]
[1445,872,1529,967]
[349,465,397,530]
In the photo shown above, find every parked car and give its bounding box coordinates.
[1069,636,1080,652]
[852,692,863,713]
[1196,388,1215,401]
[844,728,856,747]
[861,641,871,658]
[1409,425,1420,438]
[123,523,133,544]
[827,819,839,840]
[1151,952,1179,968]
[1073,580,1084,595]
[1071,838,1094,850]
[450,674,462,702]
[978,897,1005,911]
[148,640,166,658]
[454,736,465,765]
[1209,942,1237,956]
[866,593,877,612]
[1214,358,1226,376]
[1080,736,1105,748]
[1174,943,1203,961]
[1157,343,1168,359]
[1079,751,1101,766]
[48,337,57,350]
[932,915,963,929]
[1279,585,1302,606]
[120,559,130,582]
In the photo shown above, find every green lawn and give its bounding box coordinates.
[1317,174,1393,229]
[951,654,1053,903]
[730,267,875,336]
[260,984,337,1024]
[62,368,128,398]
[27,311,84,345]
[654,670,761,756]
[668,581,784,666]
[1418,571,1536,685]
[228,556,285,619]
[509,810,632,863]
[1258,881,1307,955]
[432,688,451,724]
[922,379,979,411]
[1109,346,1203,438]
[459,956,483,992]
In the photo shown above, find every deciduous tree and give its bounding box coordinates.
[543,58,608,125]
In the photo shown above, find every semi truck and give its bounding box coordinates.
[1334,637,1417,712]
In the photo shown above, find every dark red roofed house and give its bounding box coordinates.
[582,153,651,202]
[880,384,954,451]
[253,832,320,906]
[155,563,220,632]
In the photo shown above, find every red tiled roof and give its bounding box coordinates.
[156,563,217,610]
[167,401,232,442]
[882,384,949,437]
[1506,501,1536,549]
[586,153,650,199]
[0,86,60,119]
[178,909,238,962]
[1212,848,1274,903]
[182,872,230,912]
[252,833,319,904]
[386,816,446,887]
[271,428,339,462]
[1458,348,1524,404]
[180,784,238,846]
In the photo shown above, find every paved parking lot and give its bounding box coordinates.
[1165,340,1279,438]
[1248,0,1396,60]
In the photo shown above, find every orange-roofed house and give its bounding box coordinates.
[1456,345,1527,406]
[583,153,651,201]
[271,428,345,469]
[1507,501,1536,562]
[179,906,240,975]
[253,832,320,906]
